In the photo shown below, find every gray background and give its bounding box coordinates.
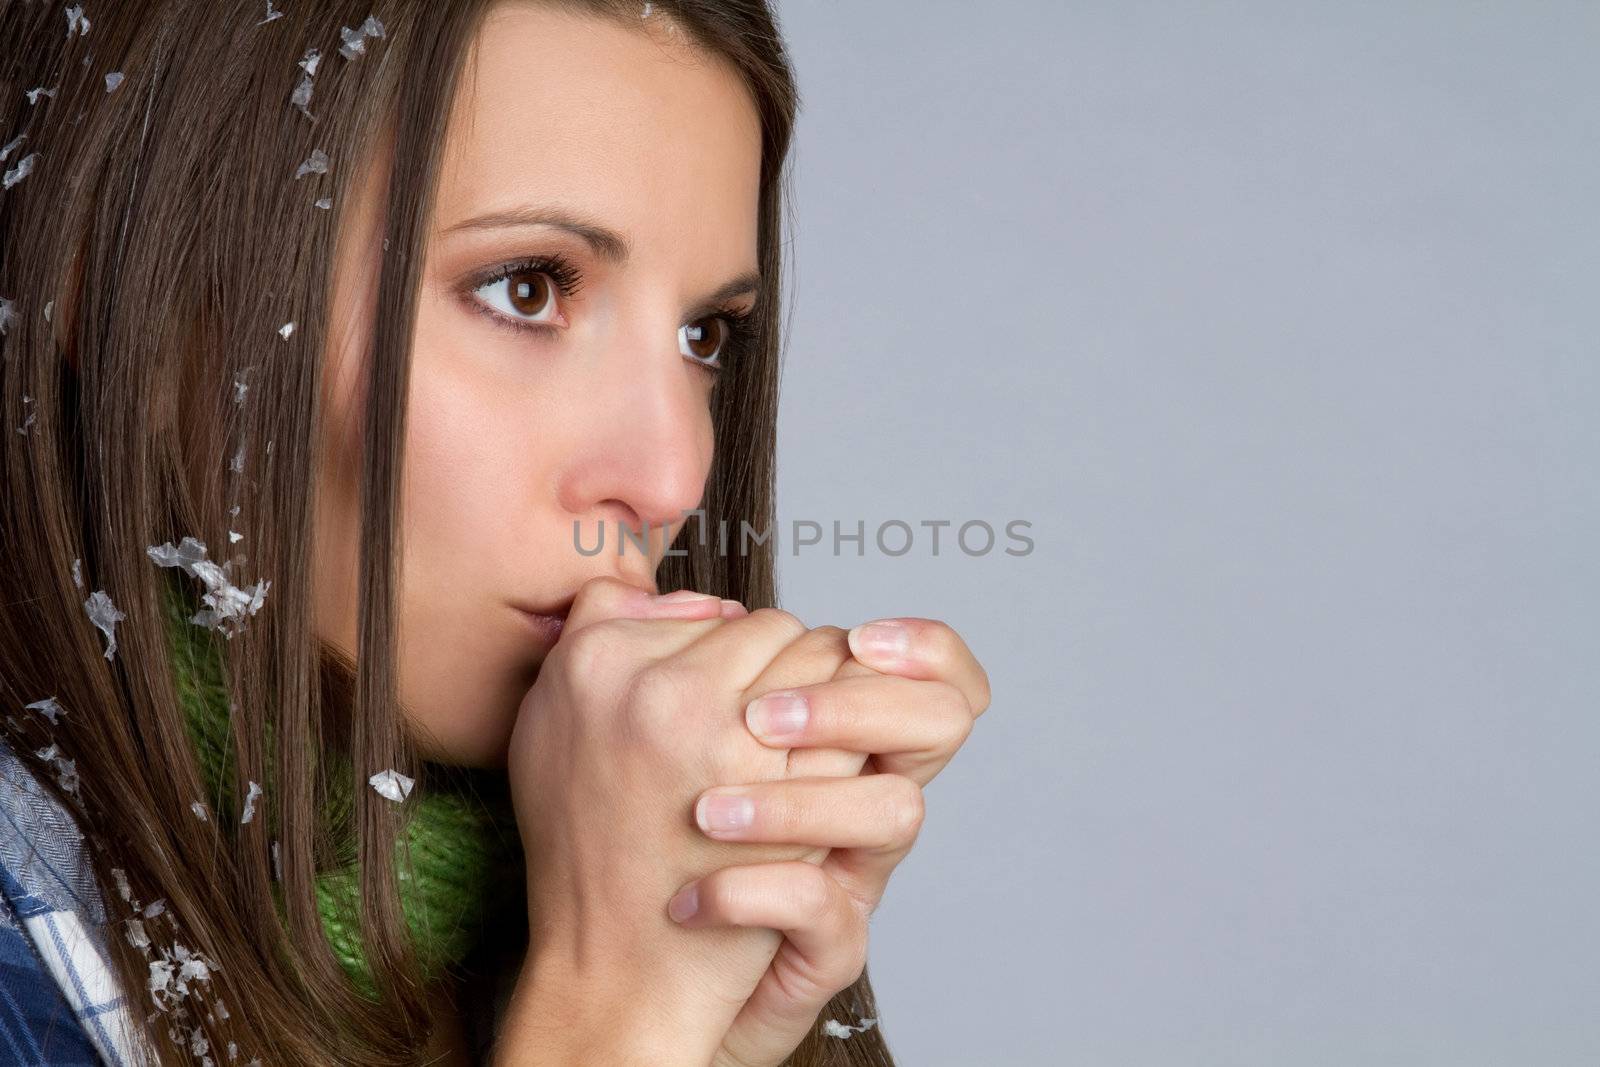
[768,2,1599,1064]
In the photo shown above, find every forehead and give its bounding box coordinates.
[435,4,762,256]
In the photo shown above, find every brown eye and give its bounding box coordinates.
[678,316,728,368]
[471,264,568,329]
[506,269,554,317]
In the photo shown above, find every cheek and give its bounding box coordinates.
[389,328,558,765]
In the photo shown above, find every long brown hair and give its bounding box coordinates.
[0,0,893,1063]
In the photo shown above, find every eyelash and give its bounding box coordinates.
[465,252,755,374]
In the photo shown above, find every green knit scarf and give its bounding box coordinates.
[159,574,524,999]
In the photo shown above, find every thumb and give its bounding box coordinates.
[560,575,727,635]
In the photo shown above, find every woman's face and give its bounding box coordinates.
[314,4,763,767]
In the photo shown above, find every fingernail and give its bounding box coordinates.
[719,598,748,617]
[696,791,755,835]
[745,692,808,741]
[668,884,699,923]
[849,620,911,661]
[656,589,718,603]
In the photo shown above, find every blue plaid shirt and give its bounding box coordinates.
[1,739,146,1066]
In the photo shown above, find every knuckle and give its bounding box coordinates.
[790,866,835,925]
[621,662,693,740]
[973,665,993,716]
[573,574,638,611]
[884,776,926,840]
[787,624,851,664]
[935,684,976,748]
[559,619,628,681]
[749,606,808,643]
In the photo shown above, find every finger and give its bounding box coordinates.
[741,624,869,782]
[668,861,867,998]
[743,624,851,698]
[669,606,813,692]
[846,617,992,719]
[693,774,925,857]
[696,865,874,1067]
[743,674,973,786]
[561,575,728,634]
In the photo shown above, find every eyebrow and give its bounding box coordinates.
[441,204,762,305]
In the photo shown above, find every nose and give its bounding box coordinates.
[555,326,714,548]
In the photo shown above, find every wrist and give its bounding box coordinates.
[492,947,715,1067]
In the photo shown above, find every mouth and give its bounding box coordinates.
[509,597,572,645]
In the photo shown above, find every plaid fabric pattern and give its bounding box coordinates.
[1,739,147,1066]
[2,735,522,1065]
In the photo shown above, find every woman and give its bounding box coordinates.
[0,2,991,1064]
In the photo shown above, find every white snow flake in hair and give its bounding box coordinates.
[65,6,91,38]
[300,48,322,77]
[257,0,284,25]
[0,296,15,334]
[172,942,219,991]
[278,320,295,339]
[822,1017,879,1039]
[3,152,38,190]
[292,148,328,179]
[83,589,126,659]
[72,557,84,588]
[241,781,262,824]
[24,86,57,105]
[338,15,386,59]
[125,918,151,951]
[59,754,81,798]
[24,695,65,724]
[148,958,175,1004]
[313,196,332,209]
[338,24,367,59]
[290,73,314,119]
[368,768,415,803]
[147,536,271,638]
[104,72,124,92]
[33,744,80,798]
[0,134,25,162]
[191,801,208,821]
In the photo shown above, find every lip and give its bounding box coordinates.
[511,594,576,619]
[512,605,566,645]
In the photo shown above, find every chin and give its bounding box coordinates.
[405,712,516,770]
[422,732,513,770]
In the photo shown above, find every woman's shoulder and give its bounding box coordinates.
[0,736,106,924]
[0,735,143,1065]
